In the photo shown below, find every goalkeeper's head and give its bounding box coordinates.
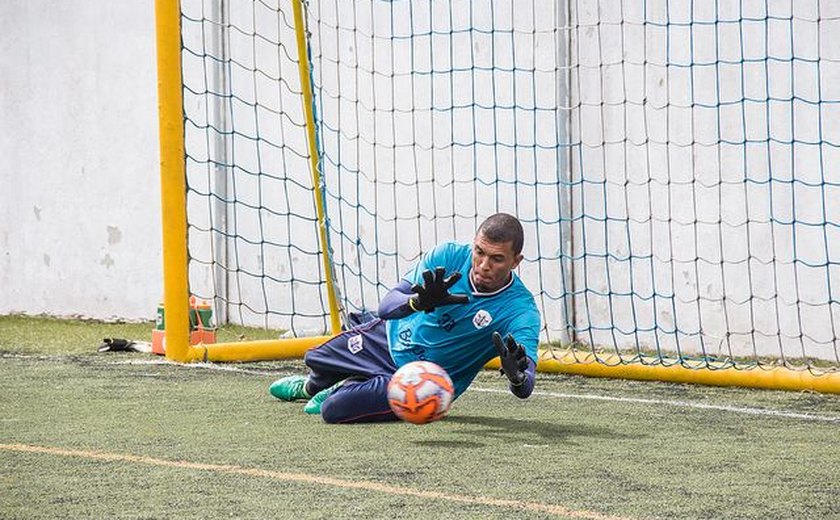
[470,213,525,292]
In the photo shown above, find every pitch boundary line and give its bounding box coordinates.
[0,443,629,520]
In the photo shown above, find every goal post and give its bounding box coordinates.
[156,0,840,393]
[155,0,339,362]
[155,0,194,362]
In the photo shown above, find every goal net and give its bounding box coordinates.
[172,0,839,381]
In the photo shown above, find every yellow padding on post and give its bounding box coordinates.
[196,336,333,363]
[155,0,192,363]
[509,351,840,394]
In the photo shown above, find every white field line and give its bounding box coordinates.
[0,443,630,520]
[3,353,839,423]
[469,387,840,423]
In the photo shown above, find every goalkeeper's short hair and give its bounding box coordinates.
[477,213,524,255]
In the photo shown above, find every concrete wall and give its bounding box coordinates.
[0,1,162,320]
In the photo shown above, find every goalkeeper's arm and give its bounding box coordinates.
[377,280,416,320]
[493,331,537,399]
[378,268,468,319]
[510,357,536,399]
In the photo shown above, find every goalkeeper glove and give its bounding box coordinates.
[493,331,528,386]
[409,267,469,313]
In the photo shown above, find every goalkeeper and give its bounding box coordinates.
[269,213,541,423]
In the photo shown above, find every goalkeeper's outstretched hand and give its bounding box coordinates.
[493,331,528,386]
[409,267,469,313]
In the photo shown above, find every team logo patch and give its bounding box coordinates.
[472,310,493,329]
[348,334,364,354]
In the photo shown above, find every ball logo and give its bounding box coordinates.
[388,361,454,424]
[348,334,364,354]
[472,309,492,329]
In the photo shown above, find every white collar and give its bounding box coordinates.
[468,269,514,297]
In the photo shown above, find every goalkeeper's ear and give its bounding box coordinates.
[511,252,524,271]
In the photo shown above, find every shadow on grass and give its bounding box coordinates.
[436,414,635,444]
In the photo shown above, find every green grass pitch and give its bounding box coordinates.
[1,315,839,519]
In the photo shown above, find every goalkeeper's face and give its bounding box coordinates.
[470,233,524,292]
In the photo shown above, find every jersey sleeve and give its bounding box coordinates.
[377,279,415,320]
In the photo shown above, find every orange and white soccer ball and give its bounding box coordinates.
[387,361,455,424]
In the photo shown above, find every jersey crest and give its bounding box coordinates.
[472,309,493,329]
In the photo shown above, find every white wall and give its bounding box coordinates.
[0,1,162,320]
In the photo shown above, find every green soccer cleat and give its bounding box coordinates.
[303,385,336,415]
[303,379,350,415]
[269,375,311,401]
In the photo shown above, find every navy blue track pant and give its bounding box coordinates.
[303,319,400,424]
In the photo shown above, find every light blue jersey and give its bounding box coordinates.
[387,242,541,398]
